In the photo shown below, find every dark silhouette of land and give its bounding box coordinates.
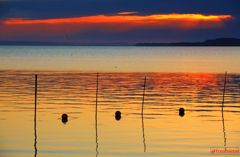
[1,38,240,46]
[136,38,240,46]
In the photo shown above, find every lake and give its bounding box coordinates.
[0,46,240,157]
[0,46,240,72]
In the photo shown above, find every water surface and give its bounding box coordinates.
[0,46,240,72]
[0,71,240,157]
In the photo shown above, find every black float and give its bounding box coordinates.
[115,111,121,121]
[61,113,68,124]
[179,108,185,117]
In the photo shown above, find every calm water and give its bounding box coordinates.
[0,46,240,157]
[0,71,240,157]
[0,46,240,72]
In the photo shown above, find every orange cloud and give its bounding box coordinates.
[117,11,138,15]
[0,13,233,39]
[3,13,232,27]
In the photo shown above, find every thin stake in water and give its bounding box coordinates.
[95,73,99,157]
[34,74,38,157]
[141,76,147,152]
[222,72,227,109]
[221,72,227,149]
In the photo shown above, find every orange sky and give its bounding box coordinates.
[2,13,233,28]
[0,13,233,39]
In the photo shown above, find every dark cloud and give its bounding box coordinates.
[2,0,240,18]
[0,1,10,19]
[0,0,239,42]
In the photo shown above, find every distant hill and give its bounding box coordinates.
[1,38,240,46]
[136,38,240,46]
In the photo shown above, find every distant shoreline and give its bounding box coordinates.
[0,38,240,46]
[136,38,240,46]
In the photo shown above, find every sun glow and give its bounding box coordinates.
[3,13,232,29]
[0,13,233,37]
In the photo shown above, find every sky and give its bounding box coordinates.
[0,0,240,43]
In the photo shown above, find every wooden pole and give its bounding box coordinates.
[95,73,99,119]
[95,73,99,157]
[142,76,146,114]
[221,72,227,149]
[34,74,37,157]
[141,76,146,152]
[222,72,227,110]
[35,74,37,118]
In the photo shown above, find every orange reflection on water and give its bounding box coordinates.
[0,71,240,157]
